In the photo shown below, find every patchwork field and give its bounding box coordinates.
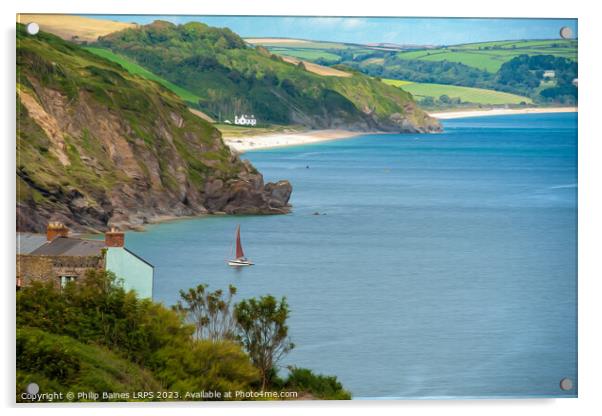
[383,79,533,105]
[247,37,395,62]
[246,38,354,49]
[395,39,577,72]
[17,14,135,42]
[280,56,352,77]
[268,47,342,63]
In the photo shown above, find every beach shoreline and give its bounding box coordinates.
[221,107,577,153]
[222,129,373,153]
[429,106,577,119]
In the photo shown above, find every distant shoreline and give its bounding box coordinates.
[429,106,577,119]
[221,107,577,153]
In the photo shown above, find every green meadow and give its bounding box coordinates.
[383,79,533,105]
[268,47,342,62]
[395,39,577,72]
[85,47,202,104]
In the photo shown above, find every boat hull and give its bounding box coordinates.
[228,259,254,267]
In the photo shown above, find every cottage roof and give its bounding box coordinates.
[17,233,48,254]
[30,237,106,256]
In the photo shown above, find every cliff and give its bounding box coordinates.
[17,25,292,233]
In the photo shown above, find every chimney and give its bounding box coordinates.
[105,227,125,247]
[46,222,69,241]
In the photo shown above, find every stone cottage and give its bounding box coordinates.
[17,222,154,299]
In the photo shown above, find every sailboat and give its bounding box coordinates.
[228,225,254,267]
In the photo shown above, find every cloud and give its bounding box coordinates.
[304,17,367,30]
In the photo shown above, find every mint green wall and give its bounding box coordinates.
[105,248,153,299]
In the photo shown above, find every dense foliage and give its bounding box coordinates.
[351,54,577,104]
[16,270,258,401]
[94,21,435,130]
[17,270,350,401]
[496,55,577,104]
[360,58,494,88]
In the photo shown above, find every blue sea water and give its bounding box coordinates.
[125,113,577,399]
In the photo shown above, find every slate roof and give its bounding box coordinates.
[17,233,48,254]
[30,237,106,257]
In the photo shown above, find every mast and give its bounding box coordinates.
[235,225,245,259]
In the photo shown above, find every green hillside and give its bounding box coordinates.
[246,38,395,64]
[17,269,351,402]
[383,79,533,105]
[267,47,342,63]
[94,21,439,132]
[85,47,201,104]
[17,24,293,232]
[17,327,162,400]
[395,39,577,72]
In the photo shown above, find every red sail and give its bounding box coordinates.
[235,225,245,259]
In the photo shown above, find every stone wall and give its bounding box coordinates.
[17,254,104,289]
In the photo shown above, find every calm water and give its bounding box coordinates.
[126,113,577,398]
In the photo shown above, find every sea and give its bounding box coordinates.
[124,113,578,399]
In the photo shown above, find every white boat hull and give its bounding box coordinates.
[228,258,254,267]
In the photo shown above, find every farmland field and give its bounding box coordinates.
[85,47,202,104]
[395,39,577,72]
[268,47,342,62]
[245,38,353,49]
[17,14,135,42]
[383,79,533,105]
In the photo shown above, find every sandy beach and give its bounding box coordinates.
[222,129,371,153]
[429,106,577,119]
[221,107,577,153]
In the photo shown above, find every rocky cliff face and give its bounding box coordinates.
[17,27,291,233]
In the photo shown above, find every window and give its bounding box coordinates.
[60,275,77,289]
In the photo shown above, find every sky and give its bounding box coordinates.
[89,15,578,46]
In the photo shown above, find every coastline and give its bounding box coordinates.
[221,107,577,153]
[222,129,371,153]
[429,106,577,120]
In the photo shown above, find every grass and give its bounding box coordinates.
[395,39,577,72]
[17,327,161,400]
[383,79,533,105]
[268,47,341,62]
[246,38,353,49]
[85,47,202,104]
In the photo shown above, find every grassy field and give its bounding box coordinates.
[383,79,533,105]
[268,47,342,62]
[85,47,201,104]
[395,39,577,72]
[279,56,352,77]
[247,37,387,62]
[246,38,354,49]
[17,14,135,42]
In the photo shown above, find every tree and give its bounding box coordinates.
[234,295,295,390]
[174,284,238,342]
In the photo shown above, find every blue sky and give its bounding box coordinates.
[90,15,577,45]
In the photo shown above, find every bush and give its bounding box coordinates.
[283,367,351,400]
[16,270,258,399]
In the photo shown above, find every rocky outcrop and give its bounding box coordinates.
[16,27,292,233]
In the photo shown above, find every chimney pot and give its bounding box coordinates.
[105,228,125,247]
[46,222,69,241]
